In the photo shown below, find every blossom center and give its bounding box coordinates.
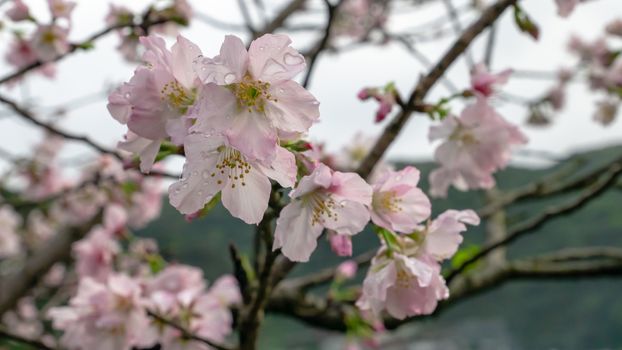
[373,190,402,214]
[160,81,195,114]
[228,76,277,113]
[450,125,478,145]
[211,147,251,188]
[395,267,414,288]
[41,30,57,44]
[304,192,341,226]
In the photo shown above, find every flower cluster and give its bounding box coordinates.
[357,210,479,319]
[2,0,76,83]
[428,64,527,197]
[109,33,482,328]
[48,267,240,350]
[105,0,192,62]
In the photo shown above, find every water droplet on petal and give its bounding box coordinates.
[202,171,210,179]
[192,171,198,176]
[284,53,304,66]
[278,88,285,94]
[259,46,266,51]
[224,73,236,84]
[182,183,189,189]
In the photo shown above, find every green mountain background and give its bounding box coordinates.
[137,145,622,350]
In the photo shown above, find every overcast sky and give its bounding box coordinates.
[0,0,620,178]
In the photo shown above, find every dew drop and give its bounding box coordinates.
[182,183,189,189]
[224,73,236,84]
[202,171,210,179]
[192,171,198,176]
[259,46,266,51]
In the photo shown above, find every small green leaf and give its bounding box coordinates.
[513,4,540,41]
[147,254,167,274]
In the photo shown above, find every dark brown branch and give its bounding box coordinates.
[268,247,622,331]
[301,0,343,88]
[254,0,307,38]
[478,153,622,218]
[357,0,519,179]
[446,161,622,283]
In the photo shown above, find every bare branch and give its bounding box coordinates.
[301,0,343,88]
[446,161,622,283]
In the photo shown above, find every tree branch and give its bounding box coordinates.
[357,0,519,179]
[446,161,622,283]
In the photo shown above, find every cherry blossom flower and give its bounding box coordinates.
[146,272,238,350]
[31,24,70,62]
[428,97,527,197]
[103,204,128,236]
[169,133,297,224]
[470,63,512,97]
[333,133,394,180]
[206,275,242,307]
[48,274,157,350]
[555,0,579,18]
[191,34,319,161]
[48,0,76,19]
[370,166,431,233]
[109,35,202,172]
[73,227,120,281]
[147,265,206,302]
[273,163,372,262]
[357,210,478,319]
[5,0,30,21]
[423,209,480,260]
[5,38,56,80]
[329,230,353,257]
[0,206,21,258]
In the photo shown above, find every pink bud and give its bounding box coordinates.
[6,0,30,21]
[375,101,392,123]
[336,260,358,280]
[357,88,371,100]
[329,232,353,257]
[184,210,201,222]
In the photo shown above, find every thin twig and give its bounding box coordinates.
[148,311,235,350]
[301,0,343,88]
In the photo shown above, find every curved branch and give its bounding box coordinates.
[446,161,622,283]
[357,0,519,178]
